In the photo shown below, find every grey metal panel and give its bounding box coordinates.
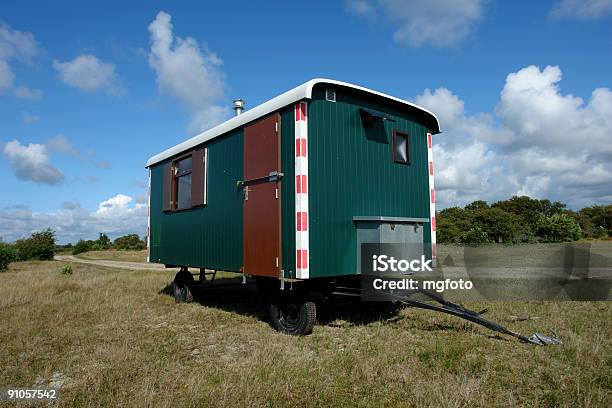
[355,219,424,273]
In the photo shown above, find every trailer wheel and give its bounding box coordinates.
[173,269,194,303]
[270,300,316,335]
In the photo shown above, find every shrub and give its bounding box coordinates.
[0,242,17,271]
[471,208,525,243]
[14,229,56,261]
[113,234,146,250]
[460,225,490,244]
[59,264,73,275]
[97,233,111,249]
[536,213,582,242]
[72,240,92,255]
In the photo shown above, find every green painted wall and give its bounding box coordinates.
[149,88,434,279]
[149,129,244,271]
[307,87,432,278]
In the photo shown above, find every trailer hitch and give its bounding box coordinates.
[385,290,561,345]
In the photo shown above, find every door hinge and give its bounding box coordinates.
[275,188,278,199]
[275,122,278,132]
[275,257,279,268]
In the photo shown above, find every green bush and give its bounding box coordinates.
[0,242,17,271]
[536,213,582,242]
[72,240,93,255]
[113,234,146,250]
[59,264,73,275]
[14,229,56,261]
[97,233,111,249]
[460,225,490,244]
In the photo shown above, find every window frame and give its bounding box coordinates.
[172,152,193,211]
[167,147,208,212]
[392,129,411,165]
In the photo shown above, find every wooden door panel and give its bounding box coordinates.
[243,113,281,277]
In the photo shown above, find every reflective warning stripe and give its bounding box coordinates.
[427,132,436,263]
[295,101,309,279]
[147,167,151,263]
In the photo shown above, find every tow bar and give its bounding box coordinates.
[386,290,562,345]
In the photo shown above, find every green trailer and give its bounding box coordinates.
[146,79,441,334]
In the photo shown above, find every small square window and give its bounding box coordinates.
[176,156,192,175]
[393,129,410,164]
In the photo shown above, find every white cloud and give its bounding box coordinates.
[346,0,485,47]
[0,194,147,244]
[414,65,612,209]
[550,0,612,20]
[21,111,39,125]
[0,23,43,98]
[345,0,375,16]
[46,135,79,157]
[2,140,64,185]
[148,11,228,133]
[53,54,121,95]
[496,65,612,155]
[0,60,15,90]
[13,85,43,100]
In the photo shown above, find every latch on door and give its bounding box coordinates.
[237,171,284,189]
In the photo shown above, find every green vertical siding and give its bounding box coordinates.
[149,88,433,280]
[149,129,244,271]
[308,88,432,278]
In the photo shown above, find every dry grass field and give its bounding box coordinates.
[0,256,610,407]
[75,250,148,263]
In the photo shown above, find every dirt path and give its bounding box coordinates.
[54,255,177,271]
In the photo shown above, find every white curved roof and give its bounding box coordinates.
[146,78,440,167]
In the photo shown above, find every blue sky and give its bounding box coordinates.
[1,0,611,243]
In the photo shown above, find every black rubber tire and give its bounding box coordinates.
[269,300,316,335]
[173,270,194,303]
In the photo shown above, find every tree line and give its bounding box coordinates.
[437,196,611,244]
[0,230,146,271]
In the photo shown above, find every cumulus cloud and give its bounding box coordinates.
[53,54,121,95]
[2,140,64,185]
[148,11,228,133]
[0,194,147,244]
[414,65,612,209]
[0,23,43,99]
[550,0,612,20]
[345,0,485,47]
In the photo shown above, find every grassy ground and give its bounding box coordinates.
[74,249,148,263]
[0,260,610,407]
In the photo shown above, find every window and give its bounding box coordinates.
[175,156,192,210]
[163,148,207,212]
[393,129,410,164]
[325,88,336,102]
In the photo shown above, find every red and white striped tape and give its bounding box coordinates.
[427,132,437,262]
[147,167,151,263]
[295,101,309,279]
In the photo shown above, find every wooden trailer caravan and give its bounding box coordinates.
[146,79,440,334]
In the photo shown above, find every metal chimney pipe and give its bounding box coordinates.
[233,99,245,116]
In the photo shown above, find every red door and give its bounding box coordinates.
[243,113,281,277]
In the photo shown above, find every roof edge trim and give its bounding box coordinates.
[146,78,440,167]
